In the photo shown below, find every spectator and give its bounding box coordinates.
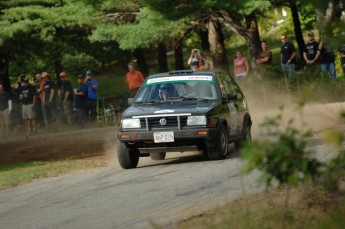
[187,49,203,71]
[84,70,99,122]
[15,74,25,100]
[59,71,73,125]
[125,63,144,98]
[34,74,44,128]
[339,32,345,75]
[280,34,296,89]
[256,41,272,65]
[303,32,320,77]
[21,79,36,133]
[0,84,12,136]
[74,75,89,127]
[197,60,211,71]
[233,50,249,82]
[41,72,55,127]
[318,39,336,80]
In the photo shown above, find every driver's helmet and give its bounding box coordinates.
[159,84,175,100]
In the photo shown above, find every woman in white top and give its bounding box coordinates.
[188,49,203,71]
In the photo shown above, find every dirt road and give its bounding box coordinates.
[0,127,116,166]
[0,92,344,228]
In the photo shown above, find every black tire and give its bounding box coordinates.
[234,118,252,149]
[150,152,166,160]
[117,141,139,169]
[205,125,228,160]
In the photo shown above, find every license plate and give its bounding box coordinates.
[154,132,174,143]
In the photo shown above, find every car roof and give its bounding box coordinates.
[146,70,218,80]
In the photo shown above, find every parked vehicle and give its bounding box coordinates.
[117,70,252,169]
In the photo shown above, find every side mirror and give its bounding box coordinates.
[127,98,134,105]
[227,93,237,101]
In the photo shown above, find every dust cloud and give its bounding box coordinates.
[240,77,345,139]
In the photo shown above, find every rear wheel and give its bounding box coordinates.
[117,141,139,169]
[205,125,228,160]
[150,152,166,160]
[234,118,252,149]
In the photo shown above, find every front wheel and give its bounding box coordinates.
[205,125,228,160]
[117,141,139,169]
[150,152,166,160]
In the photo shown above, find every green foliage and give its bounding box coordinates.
[241,108,323,188]
[319,129,345,192]
[91,7,187,50]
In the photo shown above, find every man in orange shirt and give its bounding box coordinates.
[125,63,144,98]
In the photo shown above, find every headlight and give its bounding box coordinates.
[122,118,141,128]
[187,116,206,125]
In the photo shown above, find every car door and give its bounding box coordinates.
[216,73,237,137]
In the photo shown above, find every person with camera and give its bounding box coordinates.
[187,49,203,71]
[84,70,99,122]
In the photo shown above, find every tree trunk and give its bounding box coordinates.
[206,16,229,73]
[0,53,11,93]
[174,34,184,70]
[157,42,168,72]
[199,29,212,67]
[220,10,261,68]
[289,0,305,60]
[315,0,337,37]
[133,48,149,77]
[244,12,262,66]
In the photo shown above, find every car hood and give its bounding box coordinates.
[122,101,220,118]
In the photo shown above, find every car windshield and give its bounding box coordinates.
[135,76,219,103]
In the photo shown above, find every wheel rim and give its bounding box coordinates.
[220,129,228,156]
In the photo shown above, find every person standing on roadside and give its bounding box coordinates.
[74,75,89,127]
[339,32,345,76]
[318,39,336,80]
[0,84,12,136]
[233,50,249,83]
[34,74,44,129]
[280,34,296,90]
[303,32,320,77]
[41,72,55,127]
[187,49,203,71]
[59,71,74,125]
[21,79,36,133]
[256,41,272,65]
[125,63,144,98]
[84,70,99,122]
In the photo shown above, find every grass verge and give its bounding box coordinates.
[0,157,107,190]
[175,186,345,229]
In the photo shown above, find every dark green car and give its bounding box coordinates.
[117,70,252,169]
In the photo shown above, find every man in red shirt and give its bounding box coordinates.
[125,63,144,98]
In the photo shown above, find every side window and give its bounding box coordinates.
[216,73,243,100]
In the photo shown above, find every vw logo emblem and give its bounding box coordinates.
[159,118,167,126]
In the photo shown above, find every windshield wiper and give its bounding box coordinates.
[175,96,198,101]
[135,99,160,104]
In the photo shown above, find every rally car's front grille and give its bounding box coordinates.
[138,114,189,131]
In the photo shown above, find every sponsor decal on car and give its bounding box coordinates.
[147,76,213,85]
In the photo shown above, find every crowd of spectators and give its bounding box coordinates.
[1,32,345,136]
[0,70,99,136]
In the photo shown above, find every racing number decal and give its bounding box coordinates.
[228,103,237,136]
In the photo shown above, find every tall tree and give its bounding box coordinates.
[0,0,94,89]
